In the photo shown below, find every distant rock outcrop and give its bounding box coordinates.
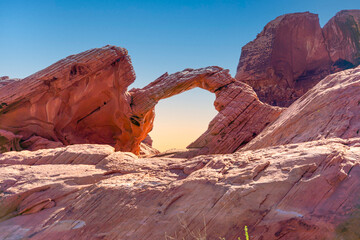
[0,76,21,87]
[323,10,360,69]
[235,10,360,107]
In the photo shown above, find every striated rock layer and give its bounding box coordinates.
[236,10,360,107]
[244,66,360,151]
[0,47,282,155]
[1,138,360,239]
[0,46,143,153]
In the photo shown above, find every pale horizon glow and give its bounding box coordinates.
[150,88,217,151]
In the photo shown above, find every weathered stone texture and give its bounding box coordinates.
[1,138,360,239]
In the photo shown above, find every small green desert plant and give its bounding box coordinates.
[164,215,250,240]
[218,225,250,240]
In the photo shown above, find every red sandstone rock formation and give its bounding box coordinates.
[0,10,359,240]
[0,46,162,155]
[244,66,360,151]
[323,10,360,69]
[0,76,20,87]
[0,46,141,152]
[235,12,332,106]
[0,138,360,239]
[0,47,282,155]
[235,10,360,107]
[130,68,283,155]
[0,129,22,152]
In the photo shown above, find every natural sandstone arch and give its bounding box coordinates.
[129,67,284,155]
[0,46,283,155]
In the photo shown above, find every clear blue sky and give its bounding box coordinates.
[1,0,359,150]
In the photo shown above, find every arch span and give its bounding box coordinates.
[129,67,283,155]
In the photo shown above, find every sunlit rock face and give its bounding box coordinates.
[0,47,282,155]
[0,46,143,153]
[187,81,283,155]
[235,10,360,107]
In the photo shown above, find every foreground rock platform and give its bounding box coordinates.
[0,138,360,239]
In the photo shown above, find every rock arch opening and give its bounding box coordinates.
[129,66,283,155]
[150,88,217,152]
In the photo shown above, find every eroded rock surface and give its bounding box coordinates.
[236,10,360,107]
[1,138,360,239]
[244,66,360,151]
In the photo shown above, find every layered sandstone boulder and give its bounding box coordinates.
[244,66,360,151]
[236,10,360,107]
[0,46,142,153]
[1,138,360,239]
